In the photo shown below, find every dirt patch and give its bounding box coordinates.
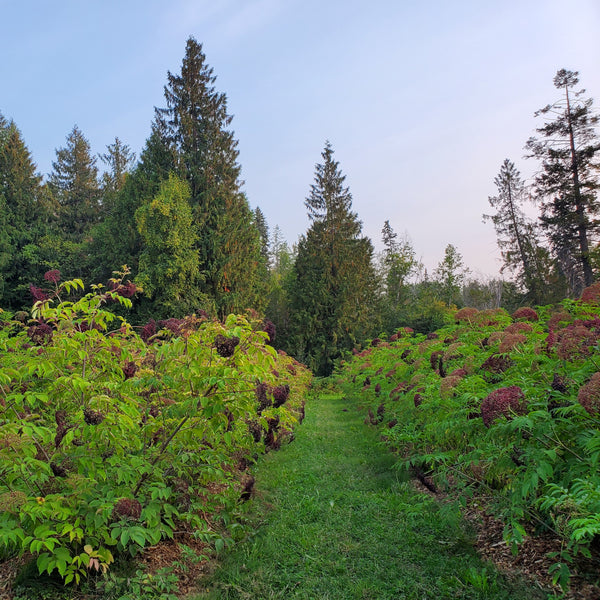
[139,535,215,597]
[412,479,600,599]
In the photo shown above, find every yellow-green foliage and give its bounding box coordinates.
[0,273,311,584]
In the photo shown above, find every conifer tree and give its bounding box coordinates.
[265,225,294,347]
[288,142,378,375]
[46,126,100,280]
[526,69,600,295]
[88,137,137,281]
[254,206,270,266]
[49,126,100,241]
[100,137,136,200]
[434,244,468,307]
[88,121,176,284]
[0,114,50,307]
[484,159,550,303]
[155,37,261,315]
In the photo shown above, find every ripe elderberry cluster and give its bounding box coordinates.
[578,372,600,415]
[512,307,539,322]
[255,382,271,412]
[272,384,290,408]
[83,408,105,425]
[214,334,239,358]
[112,498,142,520]
[122,361,137,380]
[108,280,137,298]
[480,386,526,427]
[27,321,53,345]
[262,319,276,345]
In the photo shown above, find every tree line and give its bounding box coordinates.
[1,39,598,375]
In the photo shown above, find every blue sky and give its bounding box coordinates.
[2,0,600,278]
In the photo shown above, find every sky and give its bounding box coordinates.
[2,0,600,279]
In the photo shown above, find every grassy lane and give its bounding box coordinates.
[193,394,544,600]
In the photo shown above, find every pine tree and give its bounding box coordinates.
[526,69,600,295]
[0,114,50,307]
[49,126,100,241]
[484,159,550,303]
[434,244,469,307]
[288,142,378,375]
[155,37,262,315]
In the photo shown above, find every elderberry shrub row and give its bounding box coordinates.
[338,284,600,590]
[0,271,311,585]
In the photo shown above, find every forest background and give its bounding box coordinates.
[1,37,599,376]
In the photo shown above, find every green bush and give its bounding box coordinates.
[0,271,311,585]
[337,300,600,589]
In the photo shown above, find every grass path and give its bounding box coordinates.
[193,394,544,599]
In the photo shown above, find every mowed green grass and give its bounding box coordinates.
[192,394,545,600]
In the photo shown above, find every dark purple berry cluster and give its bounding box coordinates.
[214,334,239,357]
[112,498,142,520]
[122,361,137,380]
[272,384,290,408]
[481,386,526,427]
[83,408,105,425]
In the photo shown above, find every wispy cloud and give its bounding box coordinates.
[160,0,287,46]
[216,0,288,44]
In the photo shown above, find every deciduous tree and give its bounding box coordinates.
[434,244,469,307]
[135,174,201,317]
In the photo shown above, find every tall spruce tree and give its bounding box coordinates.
[526,69,600,296]
[47,126,101,280]
[288,142,378,375]
[100,137,136,201]
[0,115,50,307]
[49,126,100,241]
[155,37,262,315]
[254,206,270,266]
[484,159,550,303]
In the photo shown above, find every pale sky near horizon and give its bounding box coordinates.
[2,0,600,279]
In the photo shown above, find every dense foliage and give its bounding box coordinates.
[337,285,600,590]
[2,59,599,354]
[0,272,311,586]
[287,142,379,376]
